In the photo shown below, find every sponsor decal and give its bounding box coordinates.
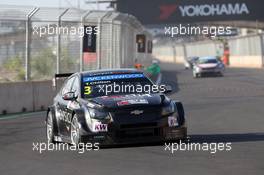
[179,3,249,17]
[117,98,149,106]
[101,94,152,100]
[128,99,148,105]
[83,74,144,82]
[159,3,250,20]
[168,116,178,127]
[93,122,108,132]
[129,94,152,97]
[117,98,148,106]
[159,4,177,20]
[57,106,71,124]
[117,100,130,106]
[130,110,144,115]
[100,95,124,100]
[86,80,111,85]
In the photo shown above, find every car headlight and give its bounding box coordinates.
[89,108,110,120]
[195,66,201,72]
[162,102,175,116]
[217,63,224,68]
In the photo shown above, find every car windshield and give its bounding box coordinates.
[198,58,218,64]
[188,57,198,62]
[81,73,154,98]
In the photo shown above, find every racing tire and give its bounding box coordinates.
[70,114,81,145]
[193,72,198,78]
[46,111,55,143]
[175,102,185,126]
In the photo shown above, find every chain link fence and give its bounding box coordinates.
[0,5,153,82]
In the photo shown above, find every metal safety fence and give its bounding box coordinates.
[0,5,153,82]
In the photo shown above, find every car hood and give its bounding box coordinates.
[198,63,218,68]
[87,93,166,109]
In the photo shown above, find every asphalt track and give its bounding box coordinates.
[1,62,264,175]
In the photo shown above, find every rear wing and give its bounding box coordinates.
[55,73,74,78]
[52,73,74,89]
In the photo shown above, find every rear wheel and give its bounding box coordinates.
[46,111,55,143]
[70,115,81,145]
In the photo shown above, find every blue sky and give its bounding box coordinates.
[1,0,108,9]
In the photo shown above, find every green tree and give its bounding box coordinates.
[60,48,76,73]
[31,48,56,79]
[2,55,25,81]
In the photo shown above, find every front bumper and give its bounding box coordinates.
[196,68,224,74]
[80,124,187,145]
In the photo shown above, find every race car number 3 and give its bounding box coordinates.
[84,86,92,95]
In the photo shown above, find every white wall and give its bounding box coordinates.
[153,34,264,68]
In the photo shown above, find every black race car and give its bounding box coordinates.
[46,69,187,145]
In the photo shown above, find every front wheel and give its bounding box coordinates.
[46,111,55,143]
[71,115,81,145]
[175,102,185,126]
[193,71,198,78]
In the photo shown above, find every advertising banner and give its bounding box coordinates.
[117,0,264,24]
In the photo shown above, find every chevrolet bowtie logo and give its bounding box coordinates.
[130,110,144,115]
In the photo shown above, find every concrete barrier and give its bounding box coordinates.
[0,80,55,114]
[153,33,264,68]
[0,81,34,114]
[229,56,263,68]
[32,81,56,111]
[155,55,264,68]
[154,55,185,63]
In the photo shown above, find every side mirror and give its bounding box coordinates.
[164,85,172,94]
[62,92,77,101]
